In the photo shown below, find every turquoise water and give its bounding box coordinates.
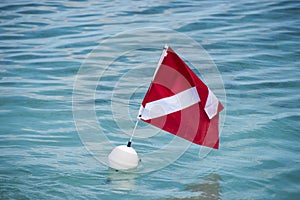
[1,0,299,199]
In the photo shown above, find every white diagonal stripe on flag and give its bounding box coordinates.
[204,88,219,119]
[139,87,200,120]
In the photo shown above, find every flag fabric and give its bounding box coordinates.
[138,46,223,149]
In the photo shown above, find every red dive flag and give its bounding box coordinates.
[138,45,224,149]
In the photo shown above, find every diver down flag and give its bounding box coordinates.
[138,45,223,149]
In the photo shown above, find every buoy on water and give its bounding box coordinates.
[108,142,139,170]
[108,120,139,171]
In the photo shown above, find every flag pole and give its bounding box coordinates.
[152,44,169,80]
[127,45,168,148]
[127,119,139,147]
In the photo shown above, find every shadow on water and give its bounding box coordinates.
[104,168,221,199]
[164,174,222,200]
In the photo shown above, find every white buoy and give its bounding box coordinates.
[108,144,139,170]
[108,120,140,170]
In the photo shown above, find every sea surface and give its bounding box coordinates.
[1,0,299,199]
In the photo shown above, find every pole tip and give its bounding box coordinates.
[127,141,132,147]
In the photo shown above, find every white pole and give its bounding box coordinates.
[127,120,139,147]
[152,44,169,81]
[127,45,168,147]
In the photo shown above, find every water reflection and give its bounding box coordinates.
[106,168,138,191]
